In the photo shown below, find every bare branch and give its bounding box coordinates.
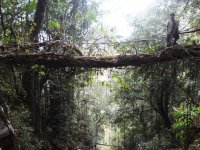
[180,28,200,34]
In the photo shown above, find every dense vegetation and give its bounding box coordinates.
[0,0,200,150]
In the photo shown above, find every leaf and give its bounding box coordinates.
[39,71,45,76]
[2,36,9,44]
[48,19,61,30]
[25,0,37,10]
[101,81,109,87]
[6,29,11,35]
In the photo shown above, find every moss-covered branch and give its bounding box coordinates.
[0,45,200,68]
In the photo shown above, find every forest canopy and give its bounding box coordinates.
[0,0,200,150]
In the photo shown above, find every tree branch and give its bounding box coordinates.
[0,0,6,36]
[180,28,200,34]
[0,45,200,68]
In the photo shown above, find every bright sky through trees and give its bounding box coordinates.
[99,0,155,38]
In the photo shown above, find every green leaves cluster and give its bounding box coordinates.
[172,104,200,146]
[31,64,45,76]
[10,106,42,150]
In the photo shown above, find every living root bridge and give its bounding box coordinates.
[0,45,200,68]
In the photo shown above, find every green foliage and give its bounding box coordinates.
[0,0,100,149]
[172,104,200,148]
[31,65,46,76]
[10,106,42,150]
[48,18,61,30]
[0,0,200,149]
[112,72,129,89]
[25,0,37,10]
[2,28,19,44]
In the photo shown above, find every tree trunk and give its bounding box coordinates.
[30,0,47,42]
[158,110,171,130]
[47,72,75,149]
[22,70,42,137]
[21,0,47,137]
